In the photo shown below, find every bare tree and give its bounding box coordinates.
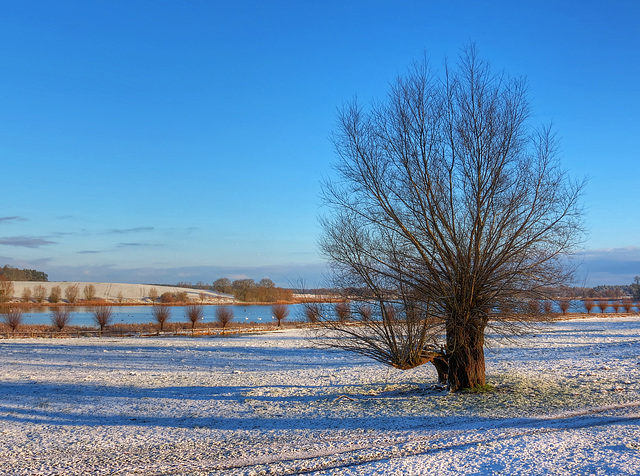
[542,301,553,315]
[303,302,321,323]
[48,286,62,303]
[334,302,351,322]
[151,304,171,332]
[185,304,204,332]
[215,306,233,331]
[558,299,571,315]
[319,45,583,391]
[92,305,113,335]
[33,284,47,303]
[83,284,97,301]
[357,304,373,321]
[622,299,633,313]
[0,277,14,303]
[148,287,158,303]
[50,307,72,331]
[596,300,609,314]
[2,307,23,332]
[272,304,289,327]
[584,300,596,314]
[21,286,32,303]
[65,285,80,303]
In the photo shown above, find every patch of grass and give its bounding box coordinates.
[460,384,496,394]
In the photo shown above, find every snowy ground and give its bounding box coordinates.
[1,316,639,475]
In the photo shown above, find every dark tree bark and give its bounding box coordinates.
[446,319,486,390]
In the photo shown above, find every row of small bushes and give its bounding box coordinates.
[0,303,294,334]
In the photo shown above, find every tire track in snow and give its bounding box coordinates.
[193,401,640,475]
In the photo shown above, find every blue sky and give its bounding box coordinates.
[0,0,638,287]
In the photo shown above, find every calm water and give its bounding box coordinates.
[15,300,634,327]
[20,304,308,327]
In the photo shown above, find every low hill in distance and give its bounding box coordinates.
[8,281,234,304]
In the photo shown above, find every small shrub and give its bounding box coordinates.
[185,304,204,331]
[65,284,80,303]
[526,299,541,315]
[48,286,62,303]
[215,306,234,331]
[21,287,32,303]
[584,300,595,314]
[50,307,72,331]
[148,287,158,302]
[83,284,97,301]
[152,304,171,332]
[335,302,351,322]
[33,285,47,303]
[174,291,189,303]
[160,292,174,303]
[304,303,321,323]
[2,307,23,332]
[272,304,289,327]
[0,278,14,303]
[92,305,113,334]
[596,300,609,313]
[357,304,372,321]
[557,299,570,315]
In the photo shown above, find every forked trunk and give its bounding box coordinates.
[446,321,486,392]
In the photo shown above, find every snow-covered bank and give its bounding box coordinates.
[0,317,639,475]
[8,281,233,303]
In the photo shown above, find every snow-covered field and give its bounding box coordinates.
[1,316,639,475]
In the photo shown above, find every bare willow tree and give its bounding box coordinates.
[0,277,14,303]
[215,306,233,332]
[92,305,113,335]
[272,304,289,327]
[33,284,47,303]
[319,45,583,391]
[83,284,97,301]
[21,286,32,303]
[152,304,171,332]
[185,304,204,333]
[2,307,23,332]
[51,307,72,331]
[64,285,80,303]
[49,285,62,303]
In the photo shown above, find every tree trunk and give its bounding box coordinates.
[446,321,486,392]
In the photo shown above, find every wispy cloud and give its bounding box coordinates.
[77,250,102,254]
[0,216,27,223]
[0,236,56,248]
[117,242,163,248]
[109,227,154,234]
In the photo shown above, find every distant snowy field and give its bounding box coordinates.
[1,317,639,475]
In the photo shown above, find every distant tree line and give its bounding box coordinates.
[561,277,640,300]
[0,265,48,282]
[212,278,293,302]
